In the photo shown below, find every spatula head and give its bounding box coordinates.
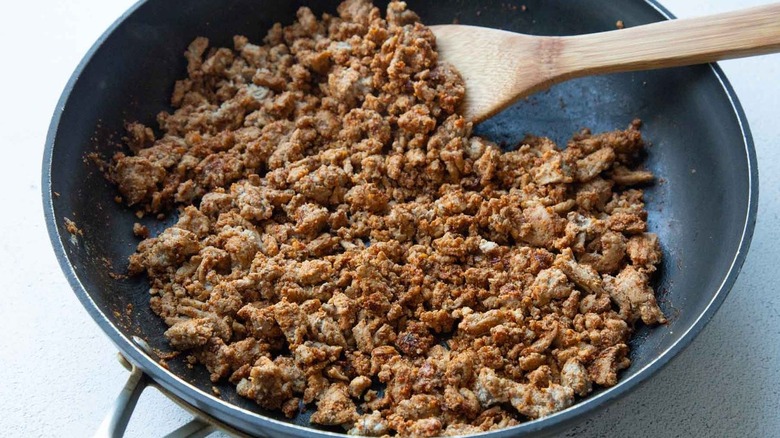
[431,24,553,122]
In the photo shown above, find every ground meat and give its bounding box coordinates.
[110,155,165,207]
[348,375,372,398]
[109,1,666,435]
[626,232,662,270]
[132,222,150,238]
[560,358,592,396]
[349,411,388,436]
[128,227,200,275]
[530,268,573,306]
[474,368,574,419]
[604,265,666,324]
[164,318,214,349]
[64,218,83,236]
[588,344,631,386]
[310,383,358,426]
[236,356,295,410]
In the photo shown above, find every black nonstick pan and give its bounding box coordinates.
[42,0,758,436]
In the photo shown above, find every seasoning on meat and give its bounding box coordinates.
[109,0,666,435]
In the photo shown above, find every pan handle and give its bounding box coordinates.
[95,353,215,438]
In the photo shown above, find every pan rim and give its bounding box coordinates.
[41,0,759,436]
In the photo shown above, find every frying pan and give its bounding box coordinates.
[42,0,758,436]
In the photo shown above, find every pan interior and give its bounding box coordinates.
[45,0,754,435]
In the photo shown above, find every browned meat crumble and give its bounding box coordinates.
[108,1,665,436]
[64,217,83,236]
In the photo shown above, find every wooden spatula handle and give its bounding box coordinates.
[557,3,780,79]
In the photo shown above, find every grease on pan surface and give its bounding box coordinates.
[107,0,664,435]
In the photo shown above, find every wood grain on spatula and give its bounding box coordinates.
[431,3,780,123]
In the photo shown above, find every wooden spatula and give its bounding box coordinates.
[430,4,780,123]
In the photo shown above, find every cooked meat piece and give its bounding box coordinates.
[570,121,644,155]
[588,344,630,387]
[575,148,615,182]
[124,122,156,153]
[294,341,343,367]
[604,265,666,324]
[519,204,564,249]
[576,178,614,211]
[530,268,573,305]
[555,248,606,296]
[326,66,372,107]
[345,183,389,213]
[233,182,273,222]
[128,227,200,275]
[392,394,442,422]
[236,356,294,410]
[509,383,574,419]
[533,150,574,185]
[626,232,662,269]
[442,423,484,436]
[274,300,309,347]
[443,386,481,420]
[348,375,372,398]
[458,310,508,336]
[611,165,654,186]
[109,0,666,435]
[606,212,647,234]
[294,203,329,235]
[560,358,592,396]
[349,412,389,436]
[310,383,358,426]
[518,352,547,371]
[579,231,627,274]
[404,418,444,437]
[474,368,574,419]
[237,304,283,342]
[474,368,512,407]
[395,321,435,356]
[111,155,166,206]
[164,318,214,349]
[132,222,149,238]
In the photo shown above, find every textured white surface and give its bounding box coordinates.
[1,0,779,437]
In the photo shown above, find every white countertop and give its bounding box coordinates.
[2,0,779,436]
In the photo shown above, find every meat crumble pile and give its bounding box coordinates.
[109,1,665,436]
